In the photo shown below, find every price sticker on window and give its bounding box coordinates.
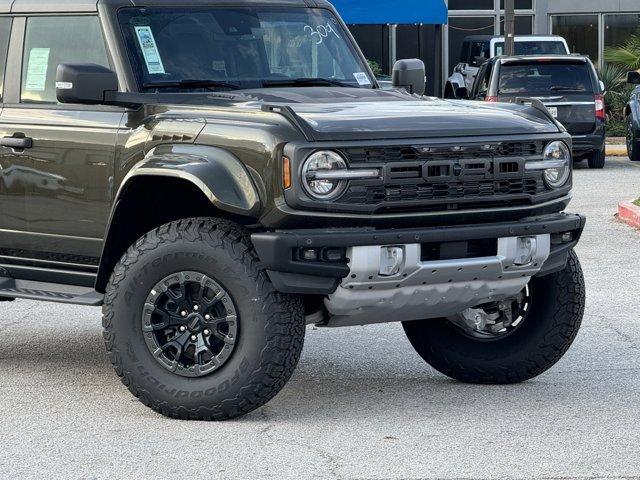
[135,26,166,75]
[25,48,50,91]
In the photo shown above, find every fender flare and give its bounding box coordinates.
[117,143,261,217]
[95,144,261,292]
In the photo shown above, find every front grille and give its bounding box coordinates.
[340,141,544,164]
[330,141,548,212]
[288,139,560,215]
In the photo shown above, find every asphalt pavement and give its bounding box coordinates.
[1,157,639,480]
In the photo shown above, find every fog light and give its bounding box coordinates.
[561,232,573,243]
[379,246,404,277]
[300,248,318,261]
[514,236,537,266]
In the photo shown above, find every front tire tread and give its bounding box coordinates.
[102,218,304,420]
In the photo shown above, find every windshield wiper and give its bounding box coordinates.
[549,86,587,92]
[142,79,241,91]
[262,77,357,88]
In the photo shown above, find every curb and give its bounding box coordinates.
[606,145,627,157]
[618,200,640,230]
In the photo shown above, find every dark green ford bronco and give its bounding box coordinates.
[0,0,585,420]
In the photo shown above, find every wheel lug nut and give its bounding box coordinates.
[193,305,199,311]
[180,310,187,317]
[179,326,186,332]
[204,314,211,320]
[204,329,210,336]
[190,335,197,341]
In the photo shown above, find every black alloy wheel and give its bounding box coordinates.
[142,271,238,378]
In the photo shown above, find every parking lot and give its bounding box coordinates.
[0,158,639,480]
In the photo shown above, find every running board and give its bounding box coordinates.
[0,277,103,306]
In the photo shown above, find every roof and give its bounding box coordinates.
[2,0,315,14]
[464,34,567,42]
[497,55,590,65]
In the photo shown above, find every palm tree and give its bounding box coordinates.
[604,34,640,70]
[598,63,627,95]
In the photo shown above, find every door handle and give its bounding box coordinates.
[1,134,33,150]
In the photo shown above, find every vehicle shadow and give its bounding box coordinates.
[0,321,615,424]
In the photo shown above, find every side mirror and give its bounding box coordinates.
[455,86,469,99]
[56,63,118,104]
[627,71,640,85]
[392,59,426,96]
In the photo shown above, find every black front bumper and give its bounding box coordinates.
[252,213,586,295]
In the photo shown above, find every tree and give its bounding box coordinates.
[604,34,640,71]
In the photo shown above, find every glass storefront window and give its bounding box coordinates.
[499,15,534,35]
[604,14,640,58]
[551,15,599,64]
[449,0,494,10]
[447,16,495,73]
[500,0,533,10]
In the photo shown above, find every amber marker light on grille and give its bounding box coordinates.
[283,156,292,189]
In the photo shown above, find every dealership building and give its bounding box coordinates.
[331,0,640,96]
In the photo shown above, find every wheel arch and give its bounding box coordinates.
[627,102,640,130]
[95,145,262,292]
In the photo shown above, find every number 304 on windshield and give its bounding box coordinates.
[304,23,340,45]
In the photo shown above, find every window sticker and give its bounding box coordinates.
[353,72,371,86]
[25,48,50,91]
[496,46,503,56]
[134,26,166,74]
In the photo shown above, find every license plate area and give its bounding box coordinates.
[421,239,498,262]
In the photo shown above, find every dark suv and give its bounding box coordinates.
[467,56,606,169]
[0,0,585,420]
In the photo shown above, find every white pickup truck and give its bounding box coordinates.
[445,35,570,98]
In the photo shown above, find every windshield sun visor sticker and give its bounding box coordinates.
[25,47,50,92]
[353,72,371,86]
[134,26,166,75]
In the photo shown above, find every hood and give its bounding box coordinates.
[236,87,561,141]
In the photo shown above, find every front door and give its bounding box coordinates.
[0,15,124,267]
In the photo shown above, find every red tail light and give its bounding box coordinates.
[595,94,605,121]
[485,96,498,103]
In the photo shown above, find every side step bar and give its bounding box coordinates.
[0,277,103,306]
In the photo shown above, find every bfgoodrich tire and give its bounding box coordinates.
[403,250,585,384]
[102,218,304,420]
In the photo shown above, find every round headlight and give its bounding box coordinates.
[542,141,571,188]
[301,151,348,200]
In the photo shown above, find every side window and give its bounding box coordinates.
[0,18,12,102]
[21,16,109,104]
[469,41,488,67]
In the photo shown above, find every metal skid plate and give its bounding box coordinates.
[323,235,550,327]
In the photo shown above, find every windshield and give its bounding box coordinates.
[118,6,374,91]
[498,63,594,95]
[494,41,568,56]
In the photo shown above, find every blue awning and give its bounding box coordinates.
[330,0,448,25]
